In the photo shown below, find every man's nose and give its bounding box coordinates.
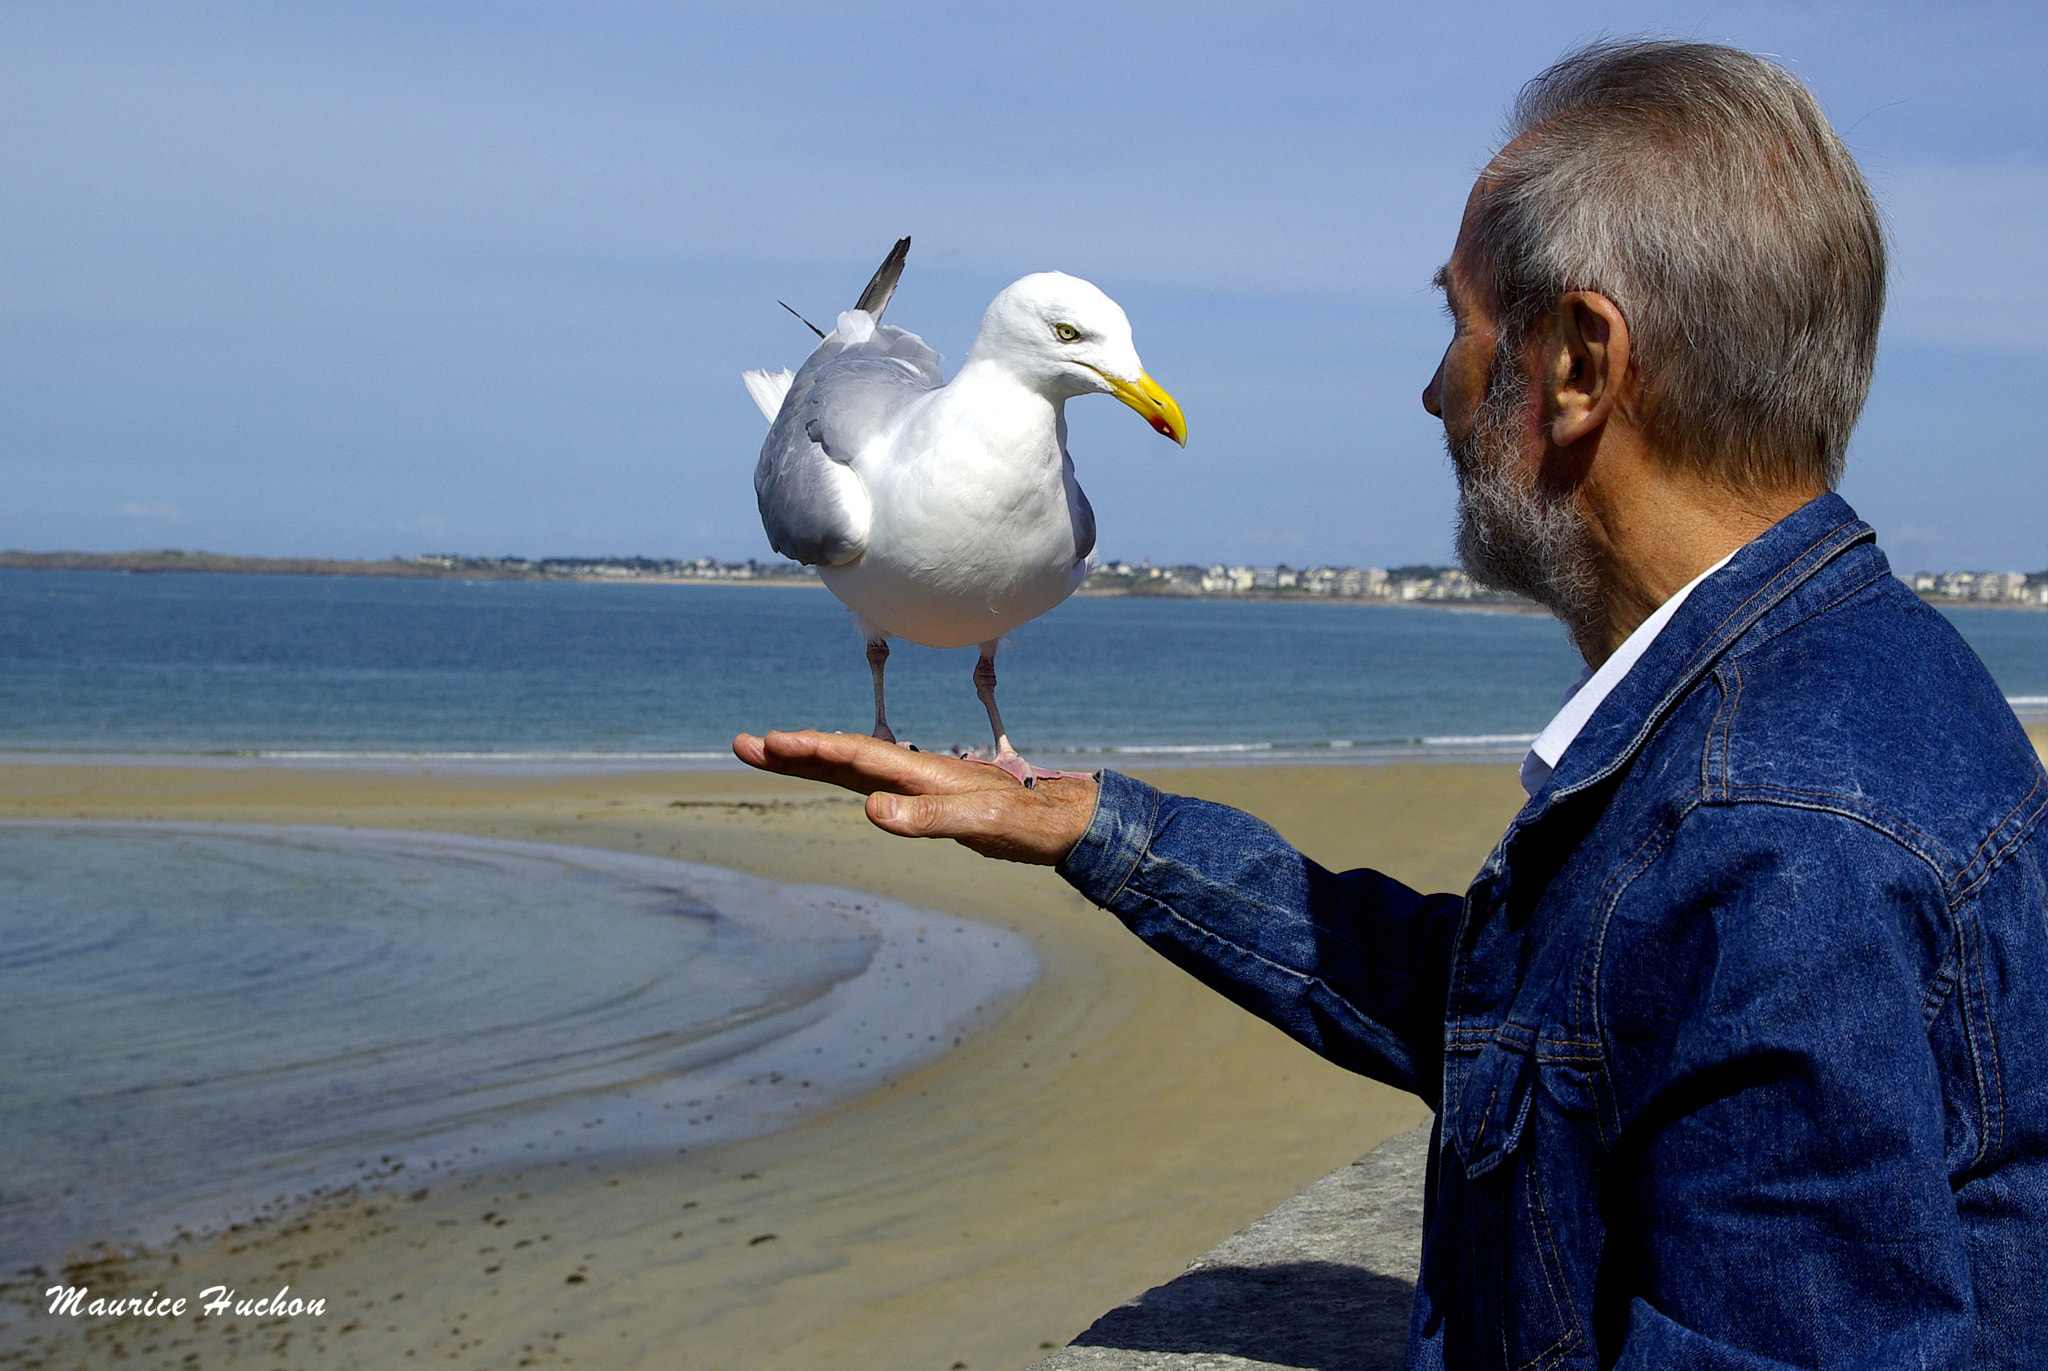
[1422,359,1444,418]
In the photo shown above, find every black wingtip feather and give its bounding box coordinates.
[854,237,912,320]
[778,300,827,339]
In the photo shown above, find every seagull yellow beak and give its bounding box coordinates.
[1097,370,1187,447]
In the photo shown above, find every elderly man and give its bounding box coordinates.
[737,41,2048,1370]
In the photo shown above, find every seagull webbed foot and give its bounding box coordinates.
[972,746,1090,790]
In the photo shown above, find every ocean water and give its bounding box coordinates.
[0,569,2040,761]
[0,823,1036,1274]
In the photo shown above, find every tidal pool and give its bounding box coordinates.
[0,823,1036,1272]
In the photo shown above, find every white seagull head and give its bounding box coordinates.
[966,271,1187,445]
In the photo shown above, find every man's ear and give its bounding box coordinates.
[1546,291,1630,448]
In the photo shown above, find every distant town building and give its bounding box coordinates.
[1073,559,1526,605]
[1901,569,2044,605]
[409,554,820,584]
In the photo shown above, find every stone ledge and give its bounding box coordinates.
[1030,1123,1431,1371]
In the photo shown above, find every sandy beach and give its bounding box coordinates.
[3,734,2042,1370]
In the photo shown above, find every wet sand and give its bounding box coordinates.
[3,737,2041,1369]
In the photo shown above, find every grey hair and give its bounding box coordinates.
[1468,40,1886,491]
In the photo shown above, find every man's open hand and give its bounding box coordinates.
[731,730,1097,866]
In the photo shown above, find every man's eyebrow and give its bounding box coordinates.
[1432,265,1460,314]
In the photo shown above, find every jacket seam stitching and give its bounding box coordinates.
[1984,935,2007,1159]
[1514,1167,1583,1370]
[1442,882,1487,1059]
[1922,957,1960,1025]
[1097,782,1164,906]
[1951,771,2047,904]
[1474,1077,1500,1155]
[1968,909,2007,1161]
[1954,911,1995,1170]
[1575,802,1687,1032]
[1715,784,1953,884]
[1701,663,1728,797]
[1721,554,1889,665]
[1699,667,1721,798]
[1579,799,1692,1150]
[1675,521,1869,685]
[1720,658,1744,802]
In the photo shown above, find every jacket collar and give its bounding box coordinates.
[1518,492,1876,821]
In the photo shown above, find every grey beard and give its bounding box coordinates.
[1449,354,1603,642]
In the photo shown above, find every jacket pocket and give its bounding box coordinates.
[1442,1039,1586,1371]
[1449,1033,1537,1177]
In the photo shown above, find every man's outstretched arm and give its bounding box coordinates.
[734,729,1464,1101]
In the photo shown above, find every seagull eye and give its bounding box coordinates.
[1053,323,1081,343]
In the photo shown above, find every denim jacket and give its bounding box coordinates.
[1058,495,2048,1369]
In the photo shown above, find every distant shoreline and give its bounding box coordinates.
[0,550,1531,606]
[0,549,824,587]
[3,549,530,580]
[1074,586,1550,613]
[4,550,2038,610]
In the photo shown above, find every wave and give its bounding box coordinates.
[255,749,735,762]
[1060,735,1539,763]
[1106,742,1275,755]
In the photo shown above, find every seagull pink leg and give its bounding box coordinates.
[970,642,1089,787]
[866,638,898,744]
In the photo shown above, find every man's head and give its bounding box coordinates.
[1428,40,1886,630]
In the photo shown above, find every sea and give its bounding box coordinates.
[0,569,2039,1272]
[8,568,2037,764]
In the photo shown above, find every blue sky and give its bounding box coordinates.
[2,1,2042,572]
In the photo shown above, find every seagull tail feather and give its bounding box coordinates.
[742,368,796,423]
[854,237,911,321]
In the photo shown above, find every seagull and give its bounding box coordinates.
[743,238,1186,783]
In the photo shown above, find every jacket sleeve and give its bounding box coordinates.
[1056,769,1467,1104]
[1598,801,1974,1370]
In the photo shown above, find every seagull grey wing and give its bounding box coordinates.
[1065,459,1097,564]
[754,332,871,566]
[753,323,943,566]
[797,322,942,465]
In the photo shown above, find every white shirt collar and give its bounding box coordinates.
[1519,551,1735,798]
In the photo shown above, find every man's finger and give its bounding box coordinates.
[734,729,1019,798]
[867,790,941,835]
[866,788,1009,833]
[864,781,1095,865]
[750,729,982,794]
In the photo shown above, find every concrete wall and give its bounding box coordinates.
[1031,1123,1431,1371]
